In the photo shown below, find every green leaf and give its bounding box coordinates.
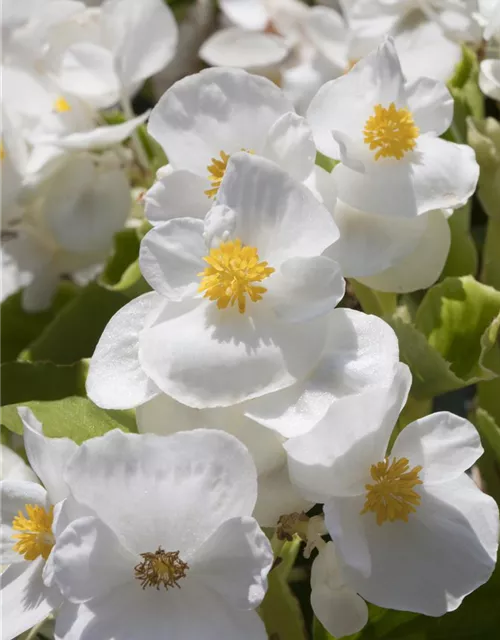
[473,407,500,505]
[260,538,307,640]
[387,277,500,399]
[24,283,129,365]
[315,151,338,173]
[350,280,397,317]
[440,204,478,279]
[99,228,150,296]
[0,283,79,363]
[1,396,136,444]
[0,361,87,407]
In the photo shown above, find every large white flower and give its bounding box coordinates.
[145,67,316,224]
[285,365,499,616]
[307,166,452,292]
[102,153,343,408]
[0,408,78,640]
[51,429,273,640]
[307,38,479,218]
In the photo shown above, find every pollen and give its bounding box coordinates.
[54,96,71,113]
[134,547,189,590]
[361,457,423,526]
[198,238,275,314]
[363,103,419,160]
[12,504,55,561]
[204,149,253,198]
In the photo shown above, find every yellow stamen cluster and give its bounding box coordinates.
[361,457,423,525]
[198,238,275,314]
[363,103,419,160]
[12,504,55,561]
[0,140,5,161]
[54,97,71,113]
[204,149,253,198]
[134,547,189,590]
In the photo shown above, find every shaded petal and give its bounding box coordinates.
[405,77,453,136]
[86,293,161,410]
[144,169,211,224]
[140,219,205,301]
[64,429,258,558]
[219,0,269,30]
[191,516,273,609]
[246,309,399,437]
[139,297,328,408]
[479,59,500,100]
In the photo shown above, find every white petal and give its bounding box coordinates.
[285,363,411,502]
[219,0,269,30]
[262,111,316,182]
[144,170,211,224]
[52,515,135,604]
[86,293,161,410]
[267,256,345,323]
[254,462,311,527]
[479,59,500,100]
[103,0,178,88]
[51,113,150,151]
[307,38,406,159]
[1,480,48,565]
[0,446,38,483]
[344,474,499,616]
[54,581,267,640]
[357,209,451,293]
[325,200,427,278]
[246,309,400,437]
[191,516,273,609]
[19,407,77,505]
[0,559,56,640]
[304,7,349,70]
[140,219,206,301]
[391,412,483,485]
[139,297,328,408]
[148,67,293,174]
[405,77,453,136]
[199,28,289,71]
[215,153,339,266]
[65,429,258,558]
[311,543,368,639]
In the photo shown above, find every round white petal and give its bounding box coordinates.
[148,67,293,174]
[0,445,38,483]
[139,297,328,408]
[479,59,500,100]
[246,309,400,437]
[391,412,483,485]
[144,170,211,224]
[86,292,161,410]
[357,209,450,293]
[140,218,206,301]
[405,77,453,136]
[219,0,269,30]
[64,429,258,558]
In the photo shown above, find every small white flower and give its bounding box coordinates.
[51,429,273,640]
[285,365,499,616]
[478,0,500,99]
[0,408,78,640]
[145,67,316,224]
[307,38,479,218]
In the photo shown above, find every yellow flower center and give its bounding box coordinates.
[12,504,55,561]
[134,547,189,590]
[198,238,275,314]
[204,149,253,198]
[0,140,5,161]
[361,457,423,526]
[363,103,419,160]
[54,97,71,113]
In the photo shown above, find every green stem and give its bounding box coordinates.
[25,619,47,640]
[120,92,150,172]
[481,216,500,290]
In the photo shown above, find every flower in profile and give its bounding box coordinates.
[285,365,499,615]
[307,38,479,219]
[51,429,273,640]
[144,67,316,223]
[0,408,78,640]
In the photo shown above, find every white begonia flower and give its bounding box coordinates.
[0,110,28,227]
[285,365,500,616]
[478,0,500,99]
[145,67,316,224]
[129,152,343,408]
[311,542,368,639]
[307,38,479,219]
[0,408,78,640]
[50,429,273,640]
[308,166,452,293]
[342,0,481,82]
